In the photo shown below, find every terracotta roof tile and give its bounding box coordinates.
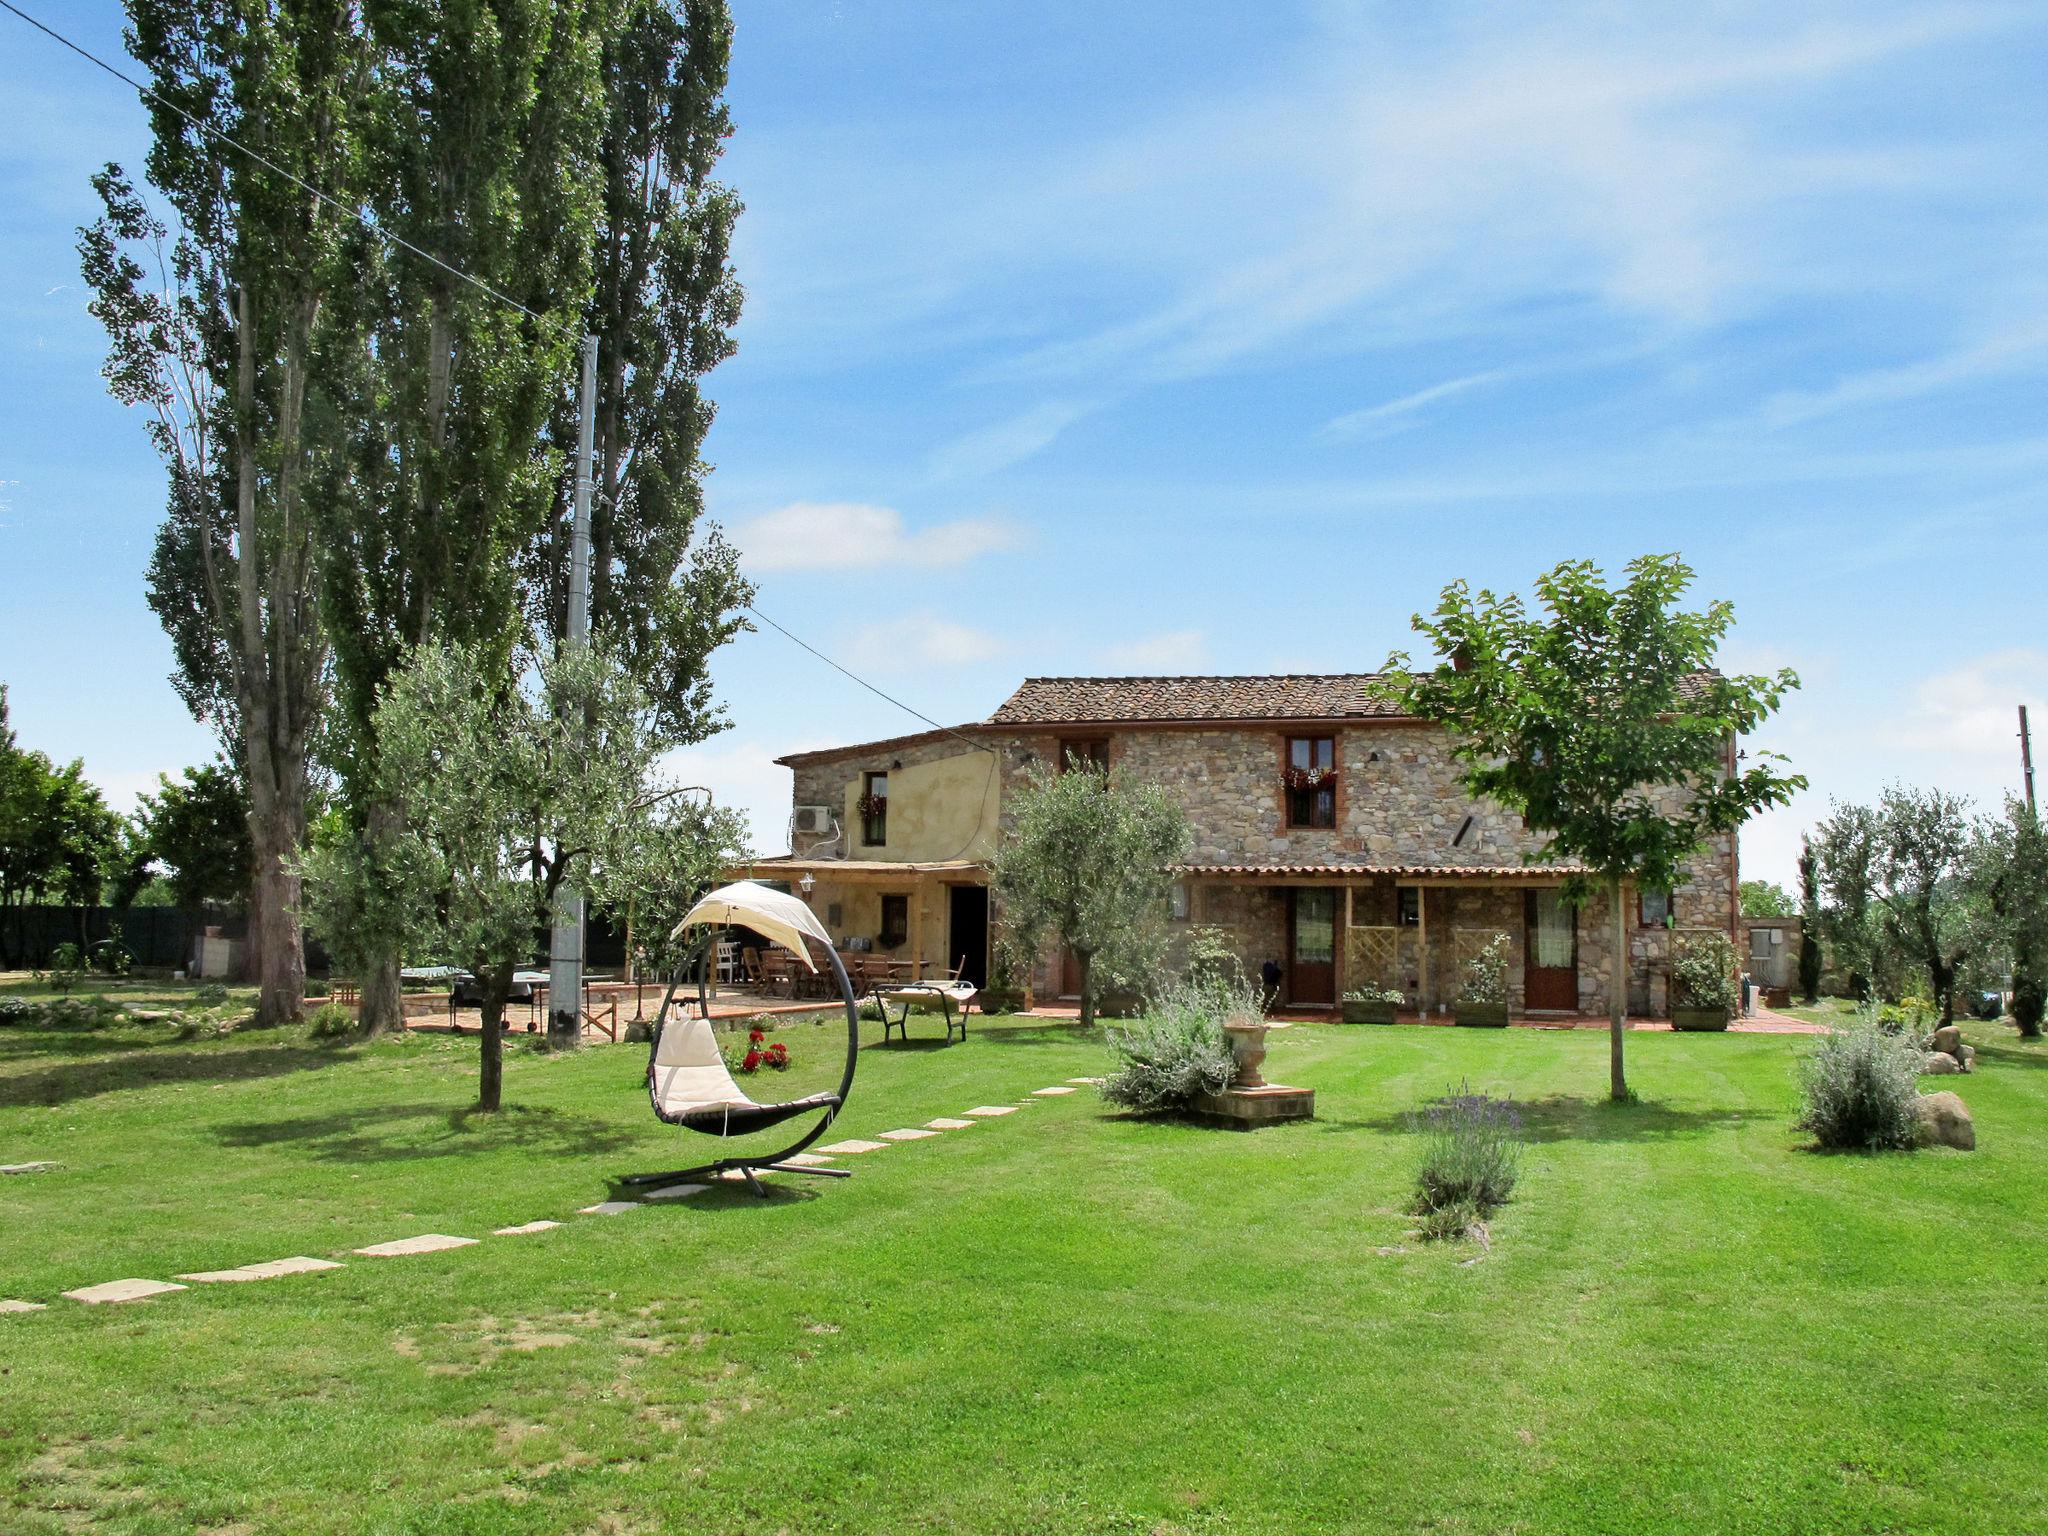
[1175,862,1593,879]
[989,675,1406,725]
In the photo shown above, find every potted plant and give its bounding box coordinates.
[1342,983,1403,1024]
[1670,932,1738,1031]
[1454,933,1511,1027]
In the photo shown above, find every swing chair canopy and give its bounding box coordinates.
[672,880,831,970]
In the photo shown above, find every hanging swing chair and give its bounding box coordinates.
[618,880,859,1198]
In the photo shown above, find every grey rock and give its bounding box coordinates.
[1914,1091,1975,1151]
[1920,1051,1960,1075]
[1957,1043,1976,1073]
[1926,1024,1963,1056]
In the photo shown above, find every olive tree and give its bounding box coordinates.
[1970,798,2048,1037]
[1380,554,1803,1101]
[301,642,719,1110]
[992,758,1191,1029]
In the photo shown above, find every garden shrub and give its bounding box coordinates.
[1459,934,1511,1006]
[1795,1022,1923,1151]
[1672,932,1740,1013]
[91,928,133,977]
[193,983,230,1007]
[1417,1198,1484,1244]
[307,1002,355,1037]
[1100,974,1243,1112]
[0,997,35,1025]
[1343,983,1403,1005]
[1412,1082,1523,1217]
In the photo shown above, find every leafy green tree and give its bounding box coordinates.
[79,0,366,1024]
[1812,801,1886,1001]
[1970,799,2047,1037]
[301,642,707,1110]
[135,761,252,907]
[1380,554,1803,1101]
[992,758,1191,1029]
[1740,879,1796,917]
[1817,788,1980,1024]
[527,0,752,741]
[1796,835,1823,1004]
[0,689,124,961]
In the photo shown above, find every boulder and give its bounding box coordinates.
[1914,1091,1975,1151]
[1920,1051,1960,1075]
[1957,1043,1976,1073]
[1926,1024,1963,1056]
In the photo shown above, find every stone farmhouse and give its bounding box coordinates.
[735,675,1740,1018]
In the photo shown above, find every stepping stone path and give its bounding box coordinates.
[1031,1086,1076,1097]
[178,1256,340,1284]
[644,1183,709,1201]
[1,1162,58,1176]
[879,1128,939,1141]
[355,1234,479,1257]
[777,1152,836,1167]
[963,1106,1017,1117]
[817,1138,889,1154]
[494,1220,561,1236]
[926,1118,977,1130]
[1066,1077,1103,1086]
[63,1278,187,1305]
[578,1201,641,1216]
[1,1300,48,1314]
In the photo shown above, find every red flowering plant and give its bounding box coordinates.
[725,1022,792,1074]
[1281,763,1337,792]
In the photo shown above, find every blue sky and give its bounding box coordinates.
[2,1,2044,884]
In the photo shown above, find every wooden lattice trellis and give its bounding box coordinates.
[1346,926,1398,989]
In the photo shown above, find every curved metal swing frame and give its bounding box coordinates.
[618,926,860,1198]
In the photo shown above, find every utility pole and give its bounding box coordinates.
[548,333,599,1049]
[2023,704,2037,815]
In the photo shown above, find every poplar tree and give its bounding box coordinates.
[80,0,364,1023]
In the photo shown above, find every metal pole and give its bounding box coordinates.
[548,333,599,1049]
[2023,704,2037,815]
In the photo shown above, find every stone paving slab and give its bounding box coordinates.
[1,1299,48,1313]
[645,1183,710,1200]
[578,1201,642,1215]
[63,1278,187,1305]
[494,1220,561,1236]
[1031,1086,1076,1096]
[925,1118,977,1130]
[777,1152,836,1167]
[178,1257,341,1283]
[879,1127,939,1141]
[1,1162,58,1176]
[963,1106,1017,1117]
[1066,1077,1104,1085]
[816,1138,888,1154]
[354,1234,479,1256]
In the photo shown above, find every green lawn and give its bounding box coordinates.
[3,976,2046,1534]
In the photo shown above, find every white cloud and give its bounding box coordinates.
[925,400,1096,482]
[1319,370,1513,440]
[730,502,1023,572]
[1097,629,1209,672]
[1881,647,2048,775]
[1763,322,2048,428]
[659,735,829,857]
[846,616,1006,670]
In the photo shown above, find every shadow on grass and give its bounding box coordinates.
[216,1101,639,1162]
[0,1037,361,1108]
[1973,1039,2048,1071]
[1335,1094,1750,1144]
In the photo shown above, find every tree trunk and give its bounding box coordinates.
[247,778,306,1025]
[1076,948,1095,1030]
[1609,875,1628,1102]
[477,973,510,1113]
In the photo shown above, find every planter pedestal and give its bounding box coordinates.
[1197,1019,1314,1128]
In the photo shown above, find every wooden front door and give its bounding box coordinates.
[1524,888,1579,1011]
[1289,889,1337,1007]
[1059,946,1083,999]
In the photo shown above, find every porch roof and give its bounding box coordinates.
[1175,861,1594,882]
[733,856,986,882]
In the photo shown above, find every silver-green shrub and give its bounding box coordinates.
[1100,973,1247,1112]
[1412,1082,1523,1217]
[1796,1022,1923,1151]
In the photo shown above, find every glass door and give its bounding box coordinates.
[1289,889,1337,1006]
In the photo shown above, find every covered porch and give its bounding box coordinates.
[726,856,994,995]
[1178,863,1617,1017]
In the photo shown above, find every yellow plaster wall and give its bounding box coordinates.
[805,879,957,972]
[842,749,997,863]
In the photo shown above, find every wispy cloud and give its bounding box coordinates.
[1319,369,1512,440]
[730,502,1023,572]
[925,399,1097,482]
[1097,629,1209,671]
[1763,321,2048,428]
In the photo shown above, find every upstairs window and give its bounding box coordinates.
[1059,738,1110,775]
[860,771,888,846]
[1283,736,1337,829]
[1639,887,1672,928]
[879,894,909,949]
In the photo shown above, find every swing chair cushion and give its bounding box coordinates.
[671,881,832,971]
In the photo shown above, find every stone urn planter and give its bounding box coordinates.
[1341,998,1399,1024]
[1670,1006,1730,1032]
[1221,1017,1270,1087]
[1454,1003,1510,1028]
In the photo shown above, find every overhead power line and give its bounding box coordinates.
[0,0,568,334]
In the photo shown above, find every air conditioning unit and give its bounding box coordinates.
[793,805,834,836]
